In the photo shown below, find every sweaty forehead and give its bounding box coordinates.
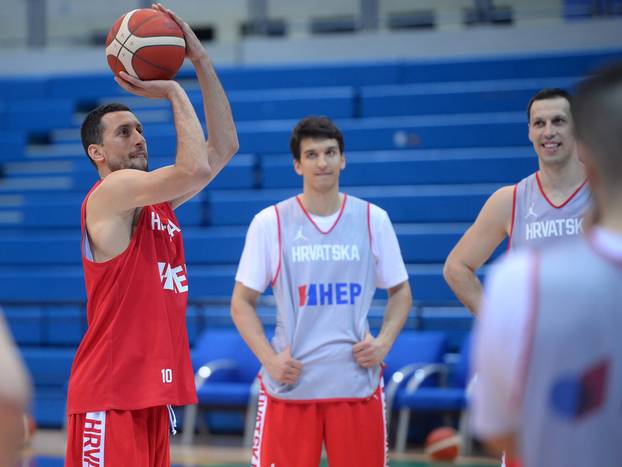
[101,111,141,132]
[300,137,339,153]
[530,97,571,121]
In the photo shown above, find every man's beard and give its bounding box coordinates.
[109,157,148,172]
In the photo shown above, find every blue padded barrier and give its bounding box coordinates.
[0,265,460,304]
[212,87,356,121]
[216,62,401,90]
[400,50,622,83]
[48,113,527,155]
[260,148,537,188]
[0,77,48,101]
[32,387,67,428]
[45,306,85,346]
[419,307,474,350]
[359,78,577,117]
[47,74,124,100]
[564,1,622,19]
[0,130,27,160]
[0,155,255,192]
[0,196,203,228]
[20,347,75,387]
[3,306,44,345]
[207,184,499,226]
[1,234,81,265]
[0,99,74,132]
[1,225,490,266]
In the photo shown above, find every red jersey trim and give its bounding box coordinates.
[535,172,588,209]
[271,205,282,287]
[511,250,540,409]
[367,202,372,247]
[507,184,518,252]
[295,193,348,235]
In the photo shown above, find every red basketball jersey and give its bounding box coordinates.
[66,183,197,414]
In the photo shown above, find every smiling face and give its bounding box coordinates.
[294,137,345,193]
[89,111,148,173]
[528,97,576,167]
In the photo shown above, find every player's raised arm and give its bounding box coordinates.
[443,185,514,315]
[87,73,212,214]
[154,4,239,208]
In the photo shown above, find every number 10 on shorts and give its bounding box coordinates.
[161,368,173,383]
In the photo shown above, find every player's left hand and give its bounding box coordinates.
[352,333,389,368]
[153,3,207,63]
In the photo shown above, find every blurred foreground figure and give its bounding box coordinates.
[472,62,622,467]
[0,311,31,467]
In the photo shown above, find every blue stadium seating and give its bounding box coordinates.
[2,48,617,430]
[207,185,498,225]
[260,148,537,188]
[392,333,473,452]
[359,78,577,117]
[0,265,462,304]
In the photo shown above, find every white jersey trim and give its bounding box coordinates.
[83,411,106,467]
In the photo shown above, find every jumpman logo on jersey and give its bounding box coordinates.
[294,227,309,242]
[526,202,538,220]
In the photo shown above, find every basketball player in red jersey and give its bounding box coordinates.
[65,4,238,466]
[443,88,589,316]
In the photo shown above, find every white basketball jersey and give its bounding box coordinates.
[263,194,379,400]
[510,173,590,250]
[517,235,622,467]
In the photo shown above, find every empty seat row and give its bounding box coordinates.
[0,265,475,304]
[48,113,528,155]
[0,184,495,228]
[2,148,537,192]
[2,49,620,103]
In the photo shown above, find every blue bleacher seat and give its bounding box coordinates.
[3,306,44,345]
[383,331,448,444]
[20,347,76,427]
[206,185,498,226]
[182,327,268,444]
[392,333,473,452]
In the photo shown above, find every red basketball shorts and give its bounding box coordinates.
[251,383,388,467]
[65,406,170,467]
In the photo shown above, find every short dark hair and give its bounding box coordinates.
[289,116,344,161]
[526,88,573,123]
[80,103,131,167]
[572,62,622,189]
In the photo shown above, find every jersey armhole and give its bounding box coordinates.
[270,205,282,287]
[510,250,540,409]
[367,202,372,248]
[507,184,518,252]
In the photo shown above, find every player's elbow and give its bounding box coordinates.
[443,255,469,289]
[225,135,240,158]
[442,256,458,285]
[180,155,213,185]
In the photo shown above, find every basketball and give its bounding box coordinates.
[105,9,186,80]
[424,426,460,462]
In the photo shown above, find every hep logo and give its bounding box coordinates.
[298,282,362,307]
[158,262,188,293]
